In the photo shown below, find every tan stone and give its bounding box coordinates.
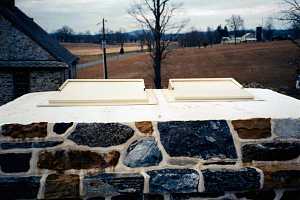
[135,121,153,135]
[45,174,80,199]
[38,149,120,171]
[232,118,271,139]
[1,122,47,139]
[104,150,120,167]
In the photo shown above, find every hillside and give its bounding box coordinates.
[76,41,300,96]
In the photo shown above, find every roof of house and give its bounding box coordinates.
[0,61,68,68]
[0,6,78,65]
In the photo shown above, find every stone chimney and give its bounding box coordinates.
[0,0,15,8]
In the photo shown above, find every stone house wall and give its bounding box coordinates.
[0,15,54,61]
[0,15,70,105]
[30,70,66,92]
[0,71,14,105]
[0,69,66,105]
[0,118,299,200]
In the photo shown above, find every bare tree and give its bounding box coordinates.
[280,0,300,27]
[226,15,244,45]
[55,26,75,42]
[128,0,186,89]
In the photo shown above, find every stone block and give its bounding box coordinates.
[147,169,200,193]
[235,190,276,200]
[53,122,74,134]
[38,149,120,171]
[0,176,41,199]
[0,153,31,173]
[242,142,300,162]
[202,168,261,193]
[68,123,134,147]
[44,174,80,199]
[273,119,300,139]
[1,139,63,149]
[111,194,143,200]
[135,121,153,135]
[232,118,271,139]
[83,173,144,197]
[281,190,300,200]
[123,137,162,168]
[158,121,237,160]
[170,192,225,200]
[1,122,47,139]
[144,194,164,200]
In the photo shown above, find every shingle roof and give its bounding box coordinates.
[0,61,68,68]
[0,6,78,65]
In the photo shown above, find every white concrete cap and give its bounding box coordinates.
[166,78,254,102]
[45,79,157,106]
[0,89,299,124]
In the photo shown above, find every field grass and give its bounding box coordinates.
[62,43,144,64]
[75,41,300,95]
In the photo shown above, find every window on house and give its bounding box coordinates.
[43,79,157,106]
[13,71,30,98]
[164,78,255,102]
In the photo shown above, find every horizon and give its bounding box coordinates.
[17,0,288,34]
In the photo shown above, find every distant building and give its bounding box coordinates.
[222,33,257,44]
[241,33,257,43]
[256,27,263,41]
[0,0,78,105]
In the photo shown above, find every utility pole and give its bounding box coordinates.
[102,18,108,79]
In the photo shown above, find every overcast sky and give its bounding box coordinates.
[17,0,287,33]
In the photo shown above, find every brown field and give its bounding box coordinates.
[76,41,300,94]
[63,43,143,63]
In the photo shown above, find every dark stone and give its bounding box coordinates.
[235,190,276,200]
[83,173,144,197]
[203,161,237,166]
[45,174,80,199]
[1,139,63,149]
[88,197,105,200]
[281,190,300,200]
[242,142,300,162]
[158,121,237,160]
[53,122,74,134]
[1,122,47,139]
[232,118,271,139]
[147,168,200,193]
[0,153,31,173]
[144,194,164,200]
[123,137,162,168]
[111,194,143,200]
[170,192,225,200]
[0,176,41,199]
[202,167,261,193]
[265,170,300,189]
[68,123,134,147]
[38,149,120,171]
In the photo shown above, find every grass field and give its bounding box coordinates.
[62,43,143,64]
[74,41,300,95]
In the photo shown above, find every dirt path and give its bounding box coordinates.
[77,52,145,69]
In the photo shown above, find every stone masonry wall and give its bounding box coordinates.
[0,119,299,200]
[0,71,14,105]
[0,69,66,105]
[30,70,65,92]
[0,15,54,61]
